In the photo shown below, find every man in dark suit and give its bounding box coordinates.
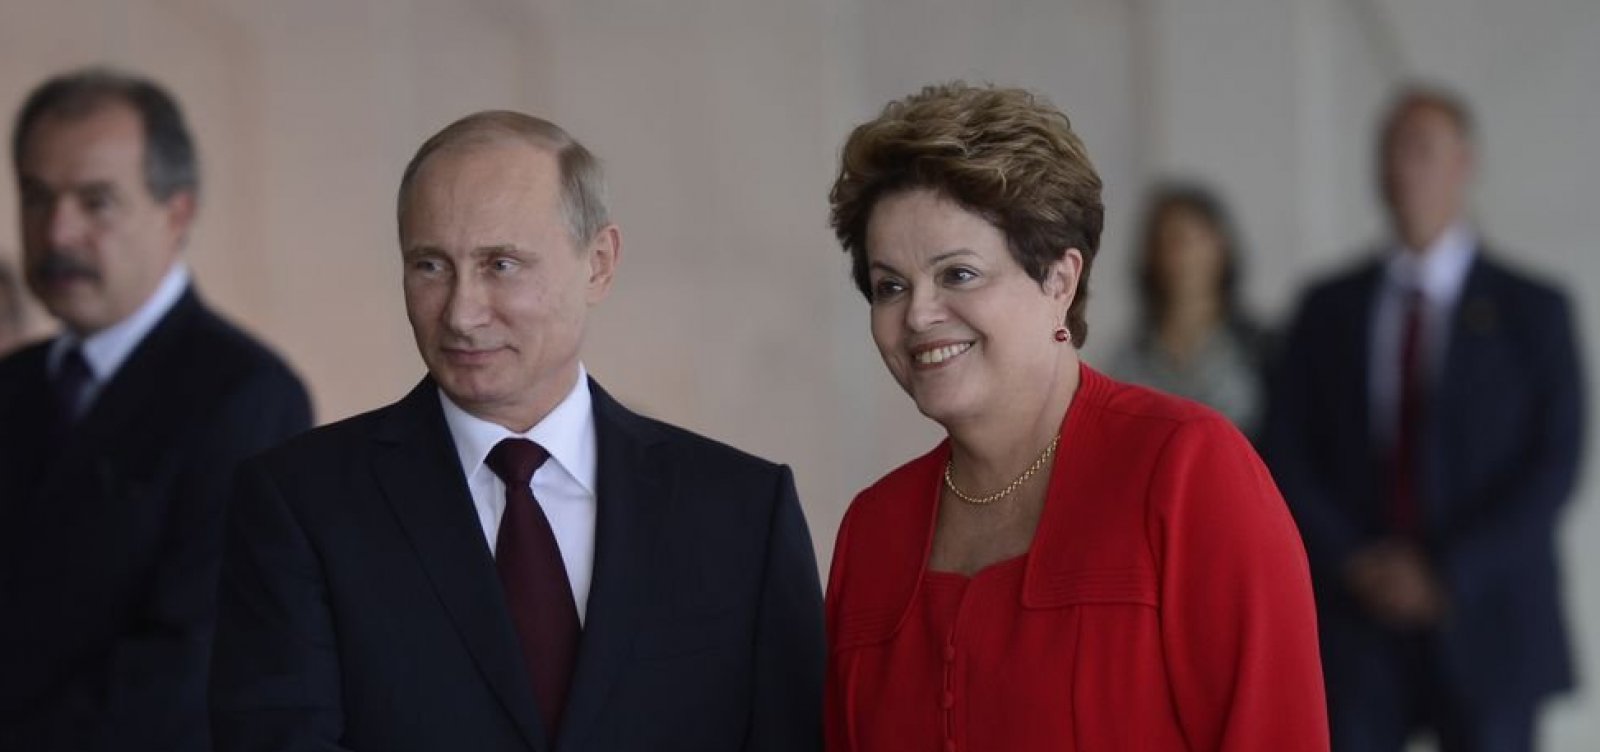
[210,110,825,752]
[0,69,313,751]
[1264,86,1585,752]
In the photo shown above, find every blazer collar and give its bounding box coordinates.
[371,377,668,752]
[1017,366,1158,608]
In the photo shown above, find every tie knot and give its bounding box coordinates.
[486,438,549,487]
[56,345,90,382]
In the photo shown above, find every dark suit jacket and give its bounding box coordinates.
[1262,251,1585,708]
[0,288,313,751]
[210,377,825,752]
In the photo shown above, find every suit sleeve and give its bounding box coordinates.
[1152,417,1330,751]
[743,465,826,752]
[98,367,312,749]
[210,455,352,752]
[1439,290,1586,602]
[1260,291,1367,578]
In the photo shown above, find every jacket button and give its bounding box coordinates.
[942,691,955,708]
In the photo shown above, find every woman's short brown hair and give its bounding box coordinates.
[828,82,1104,346]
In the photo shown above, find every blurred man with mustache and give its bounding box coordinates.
[0,68,312,751]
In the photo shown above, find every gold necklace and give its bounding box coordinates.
[943,434,1059,505]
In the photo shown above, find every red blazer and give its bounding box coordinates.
[825,367,1328,751]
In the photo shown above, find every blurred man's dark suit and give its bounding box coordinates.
[0,287,312,751]
[1263,249,1584,750]
[209,376,825,752]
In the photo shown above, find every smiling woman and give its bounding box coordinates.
[822,82,1331,751]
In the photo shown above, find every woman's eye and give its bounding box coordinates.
[942,266,978,284]
[871,278,905,301]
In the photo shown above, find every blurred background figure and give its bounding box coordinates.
[1111,182,1269,437]
[0,256,25,356]
[0,68,311,751]
[1263,85,1586,752]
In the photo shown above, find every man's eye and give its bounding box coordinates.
[80,189,115,214]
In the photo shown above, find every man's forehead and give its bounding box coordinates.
[406,142,561,211]
[19,103,145,174]
[1385,99,1469,144]
[418,135,556,175]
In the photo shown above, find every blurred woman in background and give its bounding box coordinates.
[1111,183,1269,437]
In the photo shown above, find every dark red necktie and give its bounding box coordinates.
[1390,289,1426,534]
[485,438,581,742]
[48,346,92,447]
[52,346,92,423]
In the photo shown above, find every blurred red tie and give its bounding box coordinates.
[486,438,581,743]
[1391,289,1426,534]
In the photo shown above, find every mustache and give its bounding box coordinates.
[29,250,100,284]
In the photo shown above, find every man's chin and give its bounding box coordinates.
[433,373,506,408]
[44,300,112,335]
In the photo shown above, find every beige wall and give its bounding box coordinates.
[2,0,1598,746]
[0,0,1142,565]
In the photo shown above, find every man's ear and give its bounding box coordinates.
[163,189,198,249]
[585,223,622,304]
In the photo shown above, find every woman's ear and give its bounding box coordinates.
[1045,249,1085,310]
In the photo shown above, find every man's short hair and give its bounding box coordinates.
[11,66,200,202]
[397,110,610,245]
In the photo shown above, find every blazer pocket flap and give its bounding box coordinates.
[831,606,903,652]
[1023,566,1157,609]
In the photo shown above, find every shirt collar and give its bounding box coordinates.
[438,363,597,495]
[49,261,191,380]
[1385,220,1477,302]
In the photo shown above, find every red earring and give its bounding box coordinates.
[1053,326,1070,343]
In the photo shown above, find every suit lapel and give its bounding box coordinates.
[70,288,200,444]
[1428,253,1501,520]
[370,379,548,752]
[27,290,201,502]
[556,380,667,752]
[1438,253,1500,387]
[1349,261,1383,454]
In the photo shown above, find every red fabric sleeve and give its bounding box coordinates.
[1149,416,1330,751]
